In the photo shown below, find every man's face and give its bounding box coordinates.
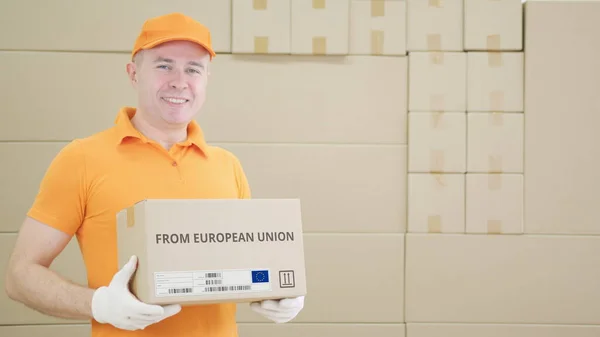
[128,40,210,127]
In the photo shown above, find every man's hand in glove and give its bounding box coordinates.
[91,255,181,330]
[250,296,304,323]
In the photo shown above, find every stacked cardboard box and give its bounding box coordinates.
[231,0,407,56]
[407,0,524,234]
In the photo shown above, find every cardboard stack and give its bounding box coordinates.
[407,0,524,234]
[231,0,409,56]
[464,0,524,235]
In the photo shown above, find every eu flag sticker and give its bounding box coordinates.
[251,270,269,283]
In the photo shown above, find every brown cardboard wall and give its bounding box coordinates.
[1,0,600,336]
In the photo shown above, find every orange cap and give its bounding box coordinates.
[131,12,216,60]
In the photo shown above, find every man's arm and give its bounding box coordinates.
[5,216,94,320]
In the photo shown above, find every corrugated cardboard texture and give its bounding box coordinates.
[406,234,600,323]
[466,113,524,173]
[408,173,465,233]
[408,112,467,173]
[408,324,600,337]
[467,52,524,112]
[463,0,523,50]
[0,0,232,52]
[407,0,463,51]
[290,0,349,54]
[465,174,523,234]
[408,52,467,111]
[232,0,291,54]
[524,0,600,234]
[349,0,406,55]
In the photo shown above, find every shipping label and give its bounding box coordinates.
[154,269,272,297]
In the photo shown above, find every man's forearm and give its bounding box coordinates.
[6,263,95,320]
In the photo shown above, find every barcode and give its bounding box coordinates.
[206,279,222,285]
[205,285,252,292]
[206,272,222,278]
[168,288,193,294]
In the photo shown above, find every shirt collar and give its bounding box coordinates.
[115,106,209,156]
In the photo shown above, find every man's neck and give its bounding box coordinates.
[130,113,187,150]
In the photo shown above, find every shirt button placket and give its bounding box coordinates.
[171,159,184,183]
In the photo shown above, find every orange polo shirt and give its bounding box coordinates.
[27,107,251,337]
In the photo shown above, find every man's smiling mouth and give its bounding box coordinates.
[162,97,189,104]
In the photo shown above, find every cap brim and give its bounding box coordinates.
[136,35,216,59]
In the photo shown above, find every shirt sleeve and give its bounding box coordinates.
[27,139,88,236]
[233,156,252,199]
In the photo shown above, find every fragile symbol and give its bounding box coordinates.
[279,270,295,288]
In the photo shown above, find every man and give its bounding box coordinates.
[4,12,304,336]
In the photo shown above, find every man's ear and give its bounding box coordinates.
[126,62,137,87]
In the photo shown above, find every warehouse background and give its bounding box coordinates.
[1,0,600,336]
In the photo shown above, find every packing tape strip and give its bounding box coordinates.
[127,207,135,227]
[430,51,444,64]
[490,90,504,111]
[254,36,269,53]
[433,173,447,188]
[253,0,267,10]
[487,220,502,234]
[488,52,503,67]
[430,149,445,173]
[312,36,327,55]
[488,172,502,190]
[371,30,384,55]
[430,111,444,128]
[487,34,501,50]
[429,0,443,7]
[490,111,504,126]
[489,156,503,174]
[313,0,325,9]
[371,0,385,16]
[427,34,442,51]
[428,215,442,233]
[430,94,445,111]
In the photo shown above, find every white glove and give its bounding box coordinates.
[91,255,182,330]
[250,296,304,323]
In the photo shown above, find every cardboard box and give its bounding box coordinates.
[406,0,463,51]
[464,0,523,51]
[466,173,523,234]
[291,0,349,55]
[408,173,465,233]
[523,0,600,235]
[232,0,291,54]
[467,52,524,112]
[116,199,307,305]
[349,0,406,55]
[467,112,523,173]
[408,111,466,173]
[408,52,467,112]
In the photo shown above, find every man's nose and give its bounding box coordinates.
[169,70,188,89]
